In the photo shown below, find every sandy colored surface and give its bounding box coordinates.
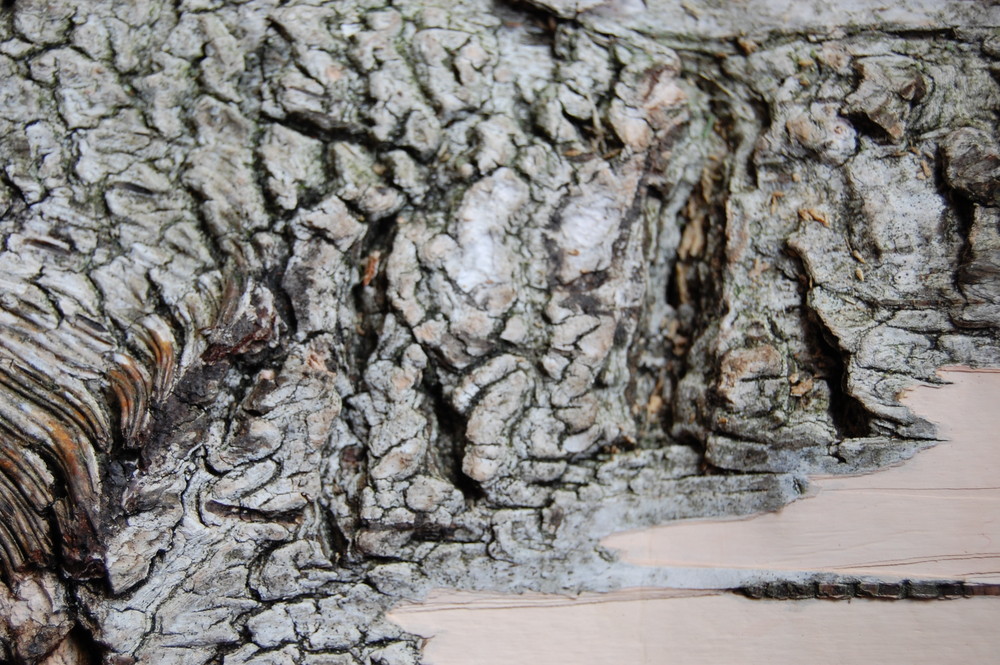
[389,369,1000,663]
[603,368,1000,582]
[390,590,999,665]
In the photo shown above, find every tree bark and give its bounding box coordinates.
[0,0,998,663]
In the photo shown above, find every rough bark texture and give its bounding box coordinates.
[0,0,998,663]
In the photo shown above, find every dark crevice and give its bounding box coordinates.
[802,308,873,439]
[420,370,485,504]
[493,0,561,50]
[66,625,104,665]
[738,97,771,190]
[843,111,895,143]
[204,500,304,525]
[947,189,977,282]
[269,110,372,148]
[410,519,463,544]
[349,212,399,383]
[664,164,729,443]
[320,504,352,565]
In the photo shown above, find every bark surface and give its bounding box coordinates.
[0,1,998,663]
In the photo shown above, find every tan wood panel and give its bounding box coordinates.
[390,590,1000,665]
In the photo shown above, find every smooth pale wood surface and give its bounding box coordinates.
[603,368,1000,582]
[389,369,1000,664]
[390,590,1000,665]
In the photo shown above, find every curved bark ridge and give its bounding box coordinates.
[0,0,998,663]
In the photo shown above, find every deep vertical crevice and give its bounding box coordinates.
[421,370,486,504]
[802,307,873,439]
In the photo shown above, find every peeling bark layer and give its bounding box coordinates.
[0,1,998,663]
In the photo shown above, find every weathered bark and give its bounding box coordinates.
[0,0,998,663]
